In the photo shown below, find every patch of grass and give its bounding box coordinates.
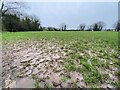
[81,62,102,84]
[45,83,53,89]
[61,75,71,82]
[101,74,109,82]
[91,57,109,69]
[34,80,40,88]
[64,58,77,71]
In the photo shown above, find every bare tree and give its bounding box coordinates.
[78,24,86,31]
[60,23,67,31]
[97,21,106,31]
[113,21,120,32]
[92,21,106,31]
[64,24,67,30]
[0,0,26,16]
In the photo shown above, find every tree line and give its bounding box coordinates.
[1,0,119,32]
[61,22,120,31]
[2,14,41,32]
[2,13,120,32]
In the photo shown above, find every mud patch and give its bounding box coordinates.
[2,39,85,88]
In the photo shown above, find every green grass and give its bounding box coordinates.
[61,75,71,82]
[2,31,118,47]
[34,80,41,88]
[2,31,119,88]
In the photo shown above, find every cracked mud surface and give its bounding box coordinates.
[2,39,84,88]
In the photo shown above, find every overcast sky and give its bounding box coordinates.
[25,2,118,29]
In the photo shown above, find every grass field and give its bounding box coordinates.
[2,31,119,88]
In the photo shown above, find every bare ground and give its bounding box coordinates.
[2,39,85,88]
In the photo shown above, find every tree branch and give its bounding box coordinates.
[0,1,4,11]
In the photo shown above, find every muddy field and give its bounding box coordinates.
[3,40,66,87]
[2,31,119,88]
